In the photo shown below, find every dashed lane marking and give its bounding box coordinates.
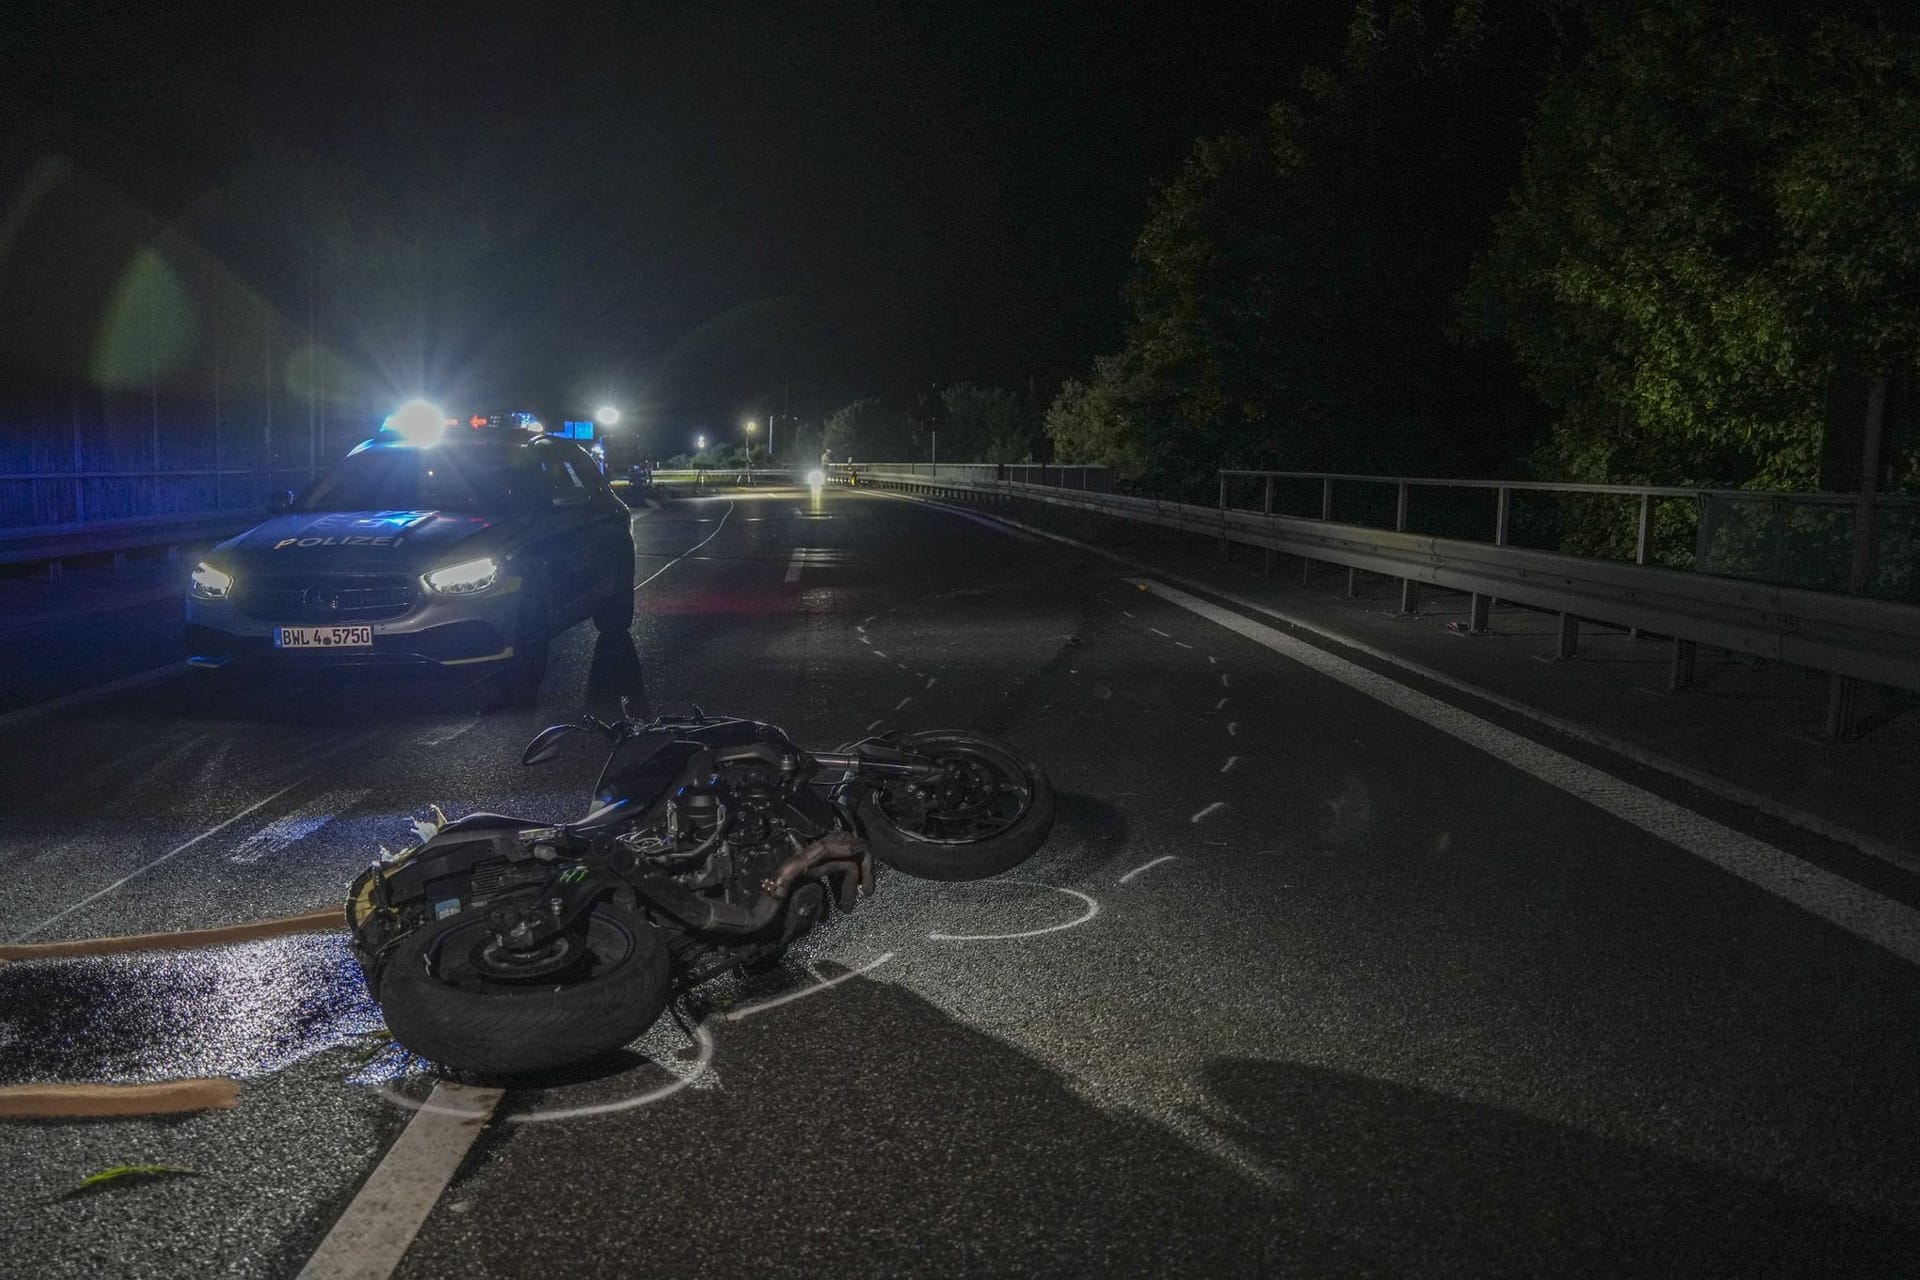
[413,717,478,748]
[1135,577,1920,969]
[299,1082,504,1280]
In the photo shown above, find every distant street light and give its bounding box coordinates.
[696,434,707,450]
[595,405,621,427]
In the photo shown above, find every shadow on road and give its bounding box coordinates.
[1203,1058,1920,1277]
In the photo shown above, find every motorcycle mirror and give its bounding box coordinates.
[521,723,577,766]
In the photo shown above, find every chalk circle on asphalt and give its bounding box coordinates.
[926,878,1101,943]
[375,1021,715,1124]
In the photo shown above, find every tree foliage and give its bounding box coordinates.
[1464,1,1920,490]
[1045,2,1553,499]
[938,382,1032,462]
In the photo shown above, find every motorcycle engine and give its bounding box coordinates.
[617,766,813,910]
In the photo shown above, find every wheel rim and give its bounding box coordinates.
[426,905,638,994]
[873,742,1033,845]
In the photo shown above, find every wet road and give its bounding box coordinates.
[3,484,1919,1277]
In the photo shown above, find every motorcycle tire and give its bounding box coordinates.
[376,899,670,1075]
[855,731,1055,881]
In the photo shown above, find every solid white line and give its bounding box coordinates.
[1190,802,1226,824]
[298,1081,503,1280]
[931,498,1912,872]
[726,952,896,1020]
[229,787,371,866]
[0,660,184,733]
[928,881,1101,942]
[1119,855,1177,884]
[1221,755,1241,774]
[634,500,735,591]
[13,779,307,941]
[1137,577,1920,968]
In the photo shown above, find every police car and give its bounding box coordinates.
[185,404,635,698]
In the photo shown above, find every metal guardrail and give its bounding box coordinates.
[851,465,1920,702]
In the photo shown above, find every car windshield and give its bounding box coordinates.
[296,446,523,512]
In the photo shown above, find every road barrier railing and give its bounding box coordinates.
[846,465,1920,709]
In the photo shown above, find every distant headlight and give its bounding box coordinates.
[190,561,234,600]
[806,469,826,487]
[423,556,500,595]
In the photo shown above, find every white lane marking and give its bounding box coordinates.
[1150,627,1171,638]
[785,547,805,584]
[1137,577,1920,968]
[1119,856,1177,884]
[928,881,1101,942]
[0,660,184,733]
[726,952,897,1020]
[1221,755,1241,774]
[635,500,735,590]
[894,697,913,711]
[866,719,885,732]
[1215,697,1229,710]
[413,717,478,748]
[1190,802,1226,824]
[1227,722,1240,736]
[298,1081,503,1280]
[14,779,305,941]
[229,788,371,865]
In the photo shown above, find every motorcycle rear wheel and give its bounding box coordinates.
[377,899,669,1075]
[856,731,1055,881]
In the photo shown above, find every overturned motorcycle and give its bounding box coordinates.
[347,709,1054,1073]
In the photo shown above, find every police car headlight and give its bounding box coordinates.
[190,560,234,600]
[423,556,500,595]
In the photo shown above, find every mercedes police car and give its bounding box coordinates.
[186,403,635,698]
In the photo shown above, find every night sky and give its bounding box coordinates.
[10,1,1354,440]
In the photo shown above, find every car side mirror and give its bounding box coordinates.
[267,489,295,513]
[522,723,578,766]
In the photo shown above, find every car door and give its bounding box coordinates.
[534,444,595,618]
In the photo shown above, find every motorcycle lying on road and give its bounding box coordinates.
[347,709,1054,1073]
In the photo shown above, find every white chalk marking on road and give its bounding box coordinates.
[1215,697,1229,710]
[1208,655,1218,665]
[1119,856,1177,884]
[14,779,306,941]
[1220,673,1231,687]
[896,662,909,670]
[784,547,805,583]
[894,696,913,711]
[1221,755,1241,774]
[1150,627,1170,638]
[298,1081,504,1280]
[1190,802,1226,824]
[413,717,478,748]
[1135,577,1920,968]
[856,625,866,634]
[866,719,885,732]
[863,614,877,625]
[635,500,736,590]
[860,635,872,645]
[1176,641,1193,649]
[928,880,1101,942]
[229,788,371,865]
[726,952,897,1020]
[1227,721,1240,736]
[925,676,938,689]
[872,650,889,659]
[1121,610,1134,618]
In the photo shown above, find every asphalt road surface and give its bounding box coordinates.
[3,484,1918,1278]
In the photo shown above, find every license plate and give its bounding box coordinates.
[275,625,374,650]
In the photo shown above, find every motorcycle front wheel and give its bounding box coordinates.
[376,898,670,1075]
[856,731,1055,881]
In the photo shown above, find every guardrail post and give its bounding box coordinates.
[1467,593,1490,634]
[1218,472,1230,559]
[1631,492,1653,639]
[1669,639,1696,692]
[1554,613,1579,660]
[1346,567,1359,597]
[1395,481,1418,613]
[1262,475,1275,575]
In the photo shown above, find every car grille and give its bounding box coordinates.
[235,575,419,622]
